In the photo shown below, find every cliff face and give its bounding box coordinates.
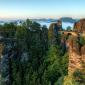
[81,45,85,66]
[0,43,4,59]
[0,41,17,85]
[66,19,85,74]
[74,19,85,32]
[67,37,85,74]
[48,20,62,45]
[49,20,62,32]
[0,39,29,85]
[0,43,4,81]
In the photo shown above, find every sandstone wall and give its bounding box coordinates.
[67,37,85,75]
[74,19,85,32]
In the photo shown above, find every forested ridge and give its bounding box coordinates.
[0,19,85,85]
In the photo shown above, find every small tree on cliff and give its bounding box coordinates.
[67,26,72,31]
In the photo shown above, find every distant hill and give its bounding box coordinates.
[60,17,77,23]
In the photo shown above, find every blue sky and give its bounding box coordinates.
[0,0,85,19]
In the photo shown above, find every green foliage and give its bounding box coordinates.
[1,19,69,85]
[45,46,61,83]
[43,45,68,85]
[0,75,1,83]
[3,23,16,37]
[78,36,85,46]
[63,75,85,85]
[61,53,69,75]
[73,70,85,84]
[15,26,28,40]
[54,76,64,85]
[48,23,54,42]
[66,26,72,31]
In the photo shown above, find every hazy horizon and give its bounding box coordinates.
[0,0,85,19]
[0,16,83,19]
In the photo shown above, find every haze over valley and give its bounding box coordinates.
[0,0,85,85]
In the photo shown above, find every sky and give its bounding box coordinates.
[0,0,85,19]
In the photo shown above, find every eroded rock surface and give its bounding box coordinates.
[67,37,85,74]
[74,19,85,32]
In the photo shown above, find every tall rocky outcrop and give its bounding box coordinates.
[66,19,85,75]
[48,20,62,45]
[74,19,85,32]
[67,35,85,75]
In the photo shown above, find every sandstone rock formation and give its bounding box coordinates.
[48,20,62,45]
[67,37,85,74]
[66,19,85,74]
[49,20,62,32]
[74,19,85,33]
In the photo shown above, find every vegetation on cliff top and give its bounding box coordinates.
[0,19,85,85]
